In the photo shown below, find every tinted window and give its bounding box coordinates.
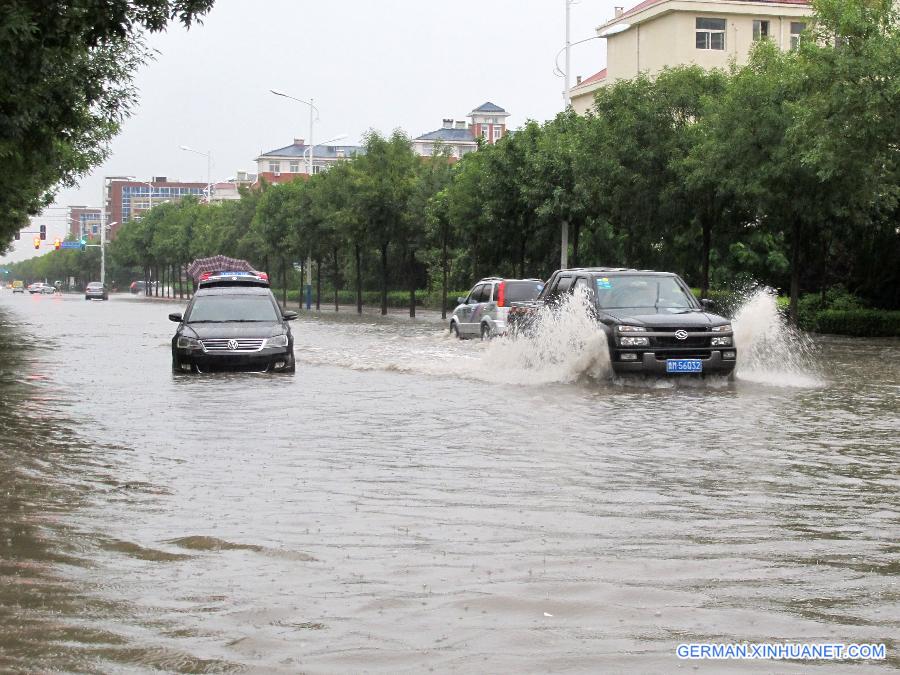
[503,281,544,302]
[480,284,494,303]
[186,294,279,322]
[554,276,574,295]
[467,284,484,304]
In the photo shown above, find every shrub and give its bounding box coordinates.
[813,309,900,337]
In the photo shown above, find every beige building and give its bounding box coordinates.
[571,0,813,114]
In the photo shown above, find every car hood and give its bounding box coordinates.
[183,322,284,339]
[600,308,728,328]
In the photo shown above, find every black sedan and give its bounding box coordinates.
[170,285,297,374]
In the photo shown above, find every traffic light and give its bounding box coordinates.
[80,237,87,252]
[33,236,40,249]
[39,224,46,241]
[53,238,61,251]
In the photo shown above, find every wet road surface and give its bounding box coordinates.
[0,291,897,672]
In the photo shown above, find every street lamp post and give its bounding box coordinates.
[271,89,322,310]
[179,145,212,203]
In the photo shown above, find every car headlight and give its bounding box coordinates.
[266,334,289,348]
[620,336,650,347]
[618,325,647,332]
[177,336,201,349]
[711,324,732,332]
[711,336,732,346]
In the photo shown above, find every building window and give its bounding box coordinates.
[289,160,299,173]
[696,17,726,50]
[481,125,489,138]
[790,22,806,50]
[421,144,433,156]
[268,161,280,173]
[492,127,502,141]
[752,19,770,41]
[312,164,324,174]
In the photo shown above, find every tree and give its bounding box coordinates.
[0,1,215,252]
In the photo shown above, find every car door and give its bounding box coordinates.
[470,282,494,331]
[458,284,483,336]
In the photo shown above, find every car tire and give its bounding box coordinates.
[84,296,90,301]
[480,323,492,341]
[450,322,461,340]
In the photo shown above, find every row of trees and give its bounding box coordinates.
[8,0,898,319]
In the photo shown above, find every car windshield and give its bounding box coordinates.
[186,294,279,322]
[595,275,696,310]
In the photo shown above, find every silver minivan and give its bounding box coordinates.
[450,277,544,339]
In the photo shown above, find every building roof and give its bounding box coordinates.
[616,0,810,21]
[471,101,508,114]
[414,128,477,143]
[258,142,361,160]
[572,68,608,91]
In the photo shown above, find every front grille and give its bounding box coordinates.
[201,338,265,353]
[648,326,710,348]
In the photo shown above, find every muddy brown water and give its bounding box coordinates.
[0,291,897,673]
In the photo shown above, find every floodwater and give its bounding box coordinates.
[0,290,897,673]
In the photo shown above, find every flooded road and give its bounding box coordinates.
[0,291,897,672]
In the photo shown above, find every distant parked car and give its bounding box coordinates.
[449,277,545,339]
[85,282,108,301]
[12,280,24,294]
[130,280,145,294]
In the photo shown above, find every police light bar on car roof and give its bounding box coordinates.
[198,270,269,282]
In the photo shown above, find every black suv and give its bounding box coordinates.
[509,268,736,376]
[169,272,297,374]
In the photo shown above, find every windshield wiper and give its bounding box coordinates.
[187,319,227,323]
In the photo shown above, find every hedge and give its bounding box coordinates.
[812,309,900,337]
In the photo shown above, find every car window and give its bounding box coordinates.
[573,277,591,294]
[481,284,494,303]
[595,275,695,310]
[467,284,484,304]
[549,276,574,299]
[503,281,543,302]
[186,294,280,322]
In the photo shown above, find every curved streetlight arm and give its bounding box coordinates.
[553,35,604,78]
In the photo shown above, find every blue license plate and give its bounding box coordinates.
[666,359,703,374]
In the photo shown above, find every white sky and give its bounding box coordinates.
[3,0,622,263]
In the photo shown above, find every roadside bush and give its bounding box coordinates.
[797,287,866,330]
[813,310,900,337]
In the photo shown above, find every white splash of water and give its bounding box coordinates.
[482,289,611,385]
[732,288,823,387]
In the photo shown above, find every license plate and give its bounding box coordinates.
[666,359,703,374]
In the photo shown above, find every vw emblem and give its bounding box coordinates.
[227,339,239,350]
[674,330,689,340]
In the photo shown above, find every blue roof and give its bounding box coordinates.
[259,143,362,159]
[472,102,507,114]
[414,128,476,142]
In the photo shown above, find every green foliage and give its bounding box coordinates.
[0,1,214,253]
[814,309,900,337]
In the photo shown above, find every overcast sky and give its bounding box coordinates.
[4,0,622,263]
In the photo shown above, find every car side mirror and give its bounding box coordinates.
[168,312,183,322]
[700,298,712,310]
[457,296,467,305]
[283,310,298,321]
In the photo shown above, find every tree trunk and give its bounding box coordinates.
[315,258,321,311]
[571,220,581,267]
[355,243,363,315]
[789,220,801,324]
[281,257,287,309]
[332,246,339,312]
[380,242,389,316]
[440,228,448,320]
[154,266,159,297]
[409,247,416,318]
[701,218,711,299]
